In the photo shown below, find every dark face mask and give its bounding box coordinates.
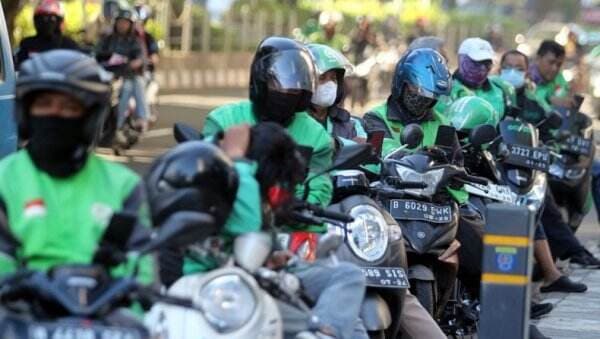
[26,116,90,178]
[34,15,61,38]
[400,86,436,119]
[261,91,308,126]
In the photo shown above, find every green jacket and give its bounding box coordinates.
[435,76,516,120]
[183,160,261,274]
[0,151,153,284]
[515,84,553,124]
[534,72,570,106]
[203,101,334,228]
[363,103,468,204]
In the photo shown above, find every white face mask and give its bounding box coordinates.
[311,81,338,108]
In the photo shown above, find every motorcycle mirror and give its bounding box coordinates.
[173,123,203,143]
[332,144,373,171]
[316,233,344,259]
[303,144,372,201]
[367,130,385,158]
[234,232,272,273]
[138,211,216,256]
[400,124,424,149]
[469,124,497,148]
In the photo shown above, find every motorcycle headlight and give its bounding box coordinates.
[394,166,444,198]
[198,274,257,333]
[566,167,586,180]
[347,205,388,262]
[518,173,547,212]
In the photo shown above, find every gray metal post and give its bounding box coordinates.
[180,0,194,53]
[479,203,535,339]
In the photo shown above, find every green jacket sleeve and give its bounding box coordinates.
[223,160,262,236]
[302,132,334,208]
[202,110,224,135]
[0,198,17,276]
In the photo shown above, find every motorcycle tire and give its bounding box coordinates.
[411,279,435,316]
[367,330,385,339]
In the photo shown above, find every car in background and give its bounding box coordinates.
[0,4,17,158]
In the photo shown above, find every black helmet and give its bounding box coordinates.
[16,49,113,142]
[145,141,239,228]
[249,36,317,125]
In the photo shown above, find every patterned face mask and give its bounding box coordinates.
[400,84,436,118]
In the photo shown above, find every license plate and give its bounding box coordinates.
[388,199,453,223]
[465,182,517,204]
[28,322,142,339]
[561,135,593,156]
[504,144,550,172]
[361,267,410,288]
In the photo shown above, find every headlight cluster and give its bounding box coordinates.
[197,274,257,333]
[394,165,444,198]
[517,173,547,212]
[347,205,389,262]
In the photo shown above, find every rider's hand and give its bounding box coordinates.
[129,58,144,71]
[265,250,293,269]
[220,124,251,159]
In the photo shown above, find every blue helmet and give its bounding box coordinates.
[391,48,451,101]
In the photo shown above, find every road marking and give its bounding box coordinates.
[141,128,173,139]
[158,94,245,108]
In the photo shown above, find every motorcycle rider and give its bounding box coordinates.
[363,48,480,337]
[498,49,591,290]
[15,0,80,69]
[147,123,369,339]
[0,50,153,282]
[530,40,575,109]
[96,7,150,137]
[306,43,367,145]
[434,37,515,119]
[203,36,333,218]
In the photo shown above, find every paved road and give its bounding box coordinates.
[107,88,599,338]
[95,88,246,174]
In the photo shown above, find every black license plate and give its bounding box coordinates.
[28,322,143,339]
[561,135,593,156]
[388,199,453,223]
[504,144,550,172]
[362,267,410,288]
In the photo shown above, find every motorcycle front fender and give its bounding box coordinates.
[407,264,435,281]
[360,291,392,331]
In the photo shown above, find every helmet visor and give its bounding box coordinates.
[264,50,316,93]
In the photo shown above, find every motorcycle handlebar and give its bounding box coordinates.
[384,176,428,189]
[306,204,354,223]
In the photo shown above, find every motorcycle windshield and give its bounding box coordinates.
[499,120,536,147]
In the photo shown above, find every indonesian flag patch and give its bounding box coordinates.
[24,199,46,219]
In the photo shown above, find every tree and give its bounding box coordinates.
[2,0,27,44]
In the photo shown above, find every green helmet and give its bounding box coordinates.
[446,96,500,132]
[306,43,353,77]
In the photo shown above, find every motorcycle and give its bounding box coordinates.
[0,210,215,338]
[547,96,595,230]
[297,142,411,339]
[97,55,145,152]
[376,125,486,320]
[153,123,359,339]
